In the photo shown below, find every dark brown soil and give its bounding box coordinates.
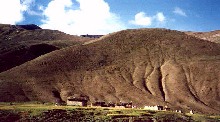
[0,24,91,72]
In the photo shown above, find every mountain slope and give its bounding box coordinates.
[0,24,91,72]
[185,30,220,43]
[0,28,220,114]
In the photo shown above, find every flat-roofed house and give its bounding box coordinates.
[92,101,106,107]
[115,101,133,108]
[67,95,89,106]
[144,105,163,111]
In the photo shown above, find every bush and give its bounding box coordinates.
[153,112,191,122]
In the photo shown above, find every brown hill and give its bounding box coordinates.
[0,24,91,72]
[0,28,220,114]
[185,30,220,43]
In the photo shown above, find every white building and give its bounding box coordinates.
[144,105,163,111]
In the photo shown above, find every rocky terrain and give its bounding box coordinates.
[0,28,220,114]
[185,30,220,44]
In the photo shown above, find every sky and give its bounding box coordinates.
[0,0,220,35]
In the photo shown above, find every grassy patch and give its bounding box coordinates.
[153,111,192,122]
[188,113,220,122]
[0,102,220,121]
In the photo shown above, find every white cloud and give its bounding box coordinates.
[129,12,152,26]
[38,5,45,11]
[0,0,34,24]
[27,10,42,16]
[22,0,43,16]
[156,12,165,22]
[21,0,35,11]
[0,0,24,24]
[40,0,125,35]
[130,12,165,26]
[173,7,187,17]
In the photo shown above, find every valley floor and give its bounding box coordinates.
[0,102,220,122]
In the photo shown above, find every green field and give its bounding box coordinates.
[0,102,219,122]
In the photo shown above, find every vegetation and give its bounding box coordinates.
[0,102,219,122]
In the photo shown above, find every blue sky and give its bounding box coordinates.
[0,0,219,35]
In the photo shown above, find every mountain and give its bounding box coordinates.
[0,28,220,114]
[185,30,220,44]
[0,24,91,72]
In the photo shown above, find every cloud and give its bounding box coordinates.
[0,0,34,24]
[129,12,152,26]
[38,5,45,11]
[156,12,165,22]
[21,0,35,11]
[40,0,125,35]
[173,7,187,17]
[0,0,24,24]
[22,0,44,16]
[130,12,165,26]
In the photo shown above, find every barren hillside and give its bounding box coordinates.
[0,28,220,114]
[0,24,91,72]
[185,30,220,43]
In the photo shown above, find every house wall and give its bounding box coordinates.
[115,106,126,108]
[67,100,83,106]
[144,106,163,110]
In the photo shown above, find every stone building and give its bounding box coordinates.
[66,94,89,106]
[115,101,133,108]
[92,101,107,107]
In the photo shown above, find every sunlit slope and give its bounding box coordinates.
[185,30,220,44]
[0,28,220,114]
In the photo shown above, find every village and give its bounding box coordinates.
[56,94,195,115]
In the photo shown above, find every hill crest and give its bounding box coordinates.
[0,24,92,72]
